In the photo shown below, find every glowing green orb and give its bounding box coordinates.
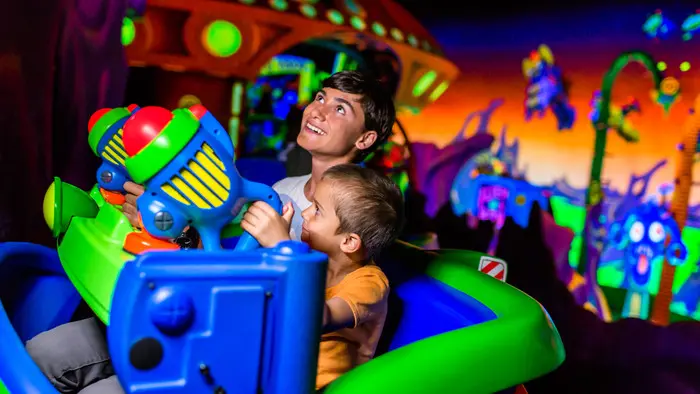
[122,17,136,47]
[202,20,243,58]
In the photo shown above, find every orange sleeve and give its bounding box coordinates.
[333,266,389,328]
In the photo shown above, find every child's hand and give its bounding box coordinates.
[241,201,294,248]
[123,181,145,228]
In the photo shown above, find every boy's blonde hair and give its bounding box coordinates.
[322,164,405,259]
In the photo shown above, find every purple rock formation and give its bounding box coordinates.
[411,99,506,217]
[412,134,494,217]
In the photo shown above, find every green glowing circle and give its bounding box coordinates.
[350,16,366,30]
[680,61,691,72]
[300,4,317,18]
[413,70,438,97]
[407,34,418,47]
[122,17,136,47]
[327,9,344,25]
[390,28,404,41]
[657,61,667,71]
[269,0,288,11]
[372,22,386,36]
[429,81,449,101]
[202,20,243,58]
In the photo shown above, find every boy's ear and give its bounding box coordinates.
[355,130,378,150]
[339,232,362,255]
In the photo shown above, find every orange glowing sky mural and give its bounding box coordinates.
[398,6,700,202]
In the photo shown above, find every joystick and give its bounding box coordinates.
[120,105,282,252]
[87,104,140,205]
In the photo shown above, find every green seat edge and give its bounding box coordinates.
[325,244,565,394]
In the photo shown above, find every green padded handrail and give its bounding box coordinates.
[325,242,565,394]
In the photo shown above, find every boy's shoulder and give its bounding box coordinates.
[273,174,311,193]
[330,265,389,310]
[343,265,389,290]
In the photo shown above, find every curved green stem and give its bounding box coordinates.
[577,52,663,276]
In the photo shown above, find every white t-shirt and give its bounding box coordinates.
[273,174,312,241]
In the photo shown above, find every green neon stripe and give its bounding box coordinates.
[124,109,199,184]
[87,107,132,155]
[577,51,662,276]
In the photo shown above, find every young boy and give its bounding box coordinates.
[242,164,404,390]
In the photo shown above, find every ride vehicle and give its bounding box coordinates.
[0,105,565,394]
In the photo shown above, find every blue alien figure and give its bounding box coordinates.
[521,44,576,131]
[609,203,688,319]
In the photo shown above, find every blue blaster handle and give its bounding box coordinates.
[234,178,283,251]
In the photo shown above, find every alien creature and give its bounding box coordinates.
[522,44,576,131]
[650,76,681,114]
[609,203,687,319]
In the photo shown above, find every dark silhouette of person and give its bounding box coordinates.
[281,102,311,176]
[254,84,273,114]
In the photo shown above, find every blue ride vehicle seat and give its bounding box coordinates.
[0,243,82,343]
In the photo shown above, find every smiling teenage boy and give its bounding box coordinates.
[239,71,397,246]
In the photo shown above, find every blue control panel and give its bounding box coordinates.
[108,241,327,394]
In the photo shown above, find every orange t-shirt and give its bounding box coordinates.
[316,265,389,389]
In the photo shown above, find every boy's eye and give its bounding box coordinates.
[336,106,345,114]
[314,206,320,215]
[316,95,324,103]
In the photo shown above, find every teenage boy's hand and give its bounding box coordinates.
[241,201,294,248]
[123,181,145,228]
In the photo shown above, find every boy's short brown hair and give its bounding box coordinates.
[322,164,405,259]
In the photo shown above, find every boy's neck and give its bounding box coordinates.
[326,253,365,287]
[304,154,354,201]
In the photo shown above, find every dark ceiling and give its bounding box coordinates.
[394,0,700,23]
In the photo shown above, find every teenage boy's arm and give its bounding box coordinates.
[322,271,389,333]
[241,201,294,248]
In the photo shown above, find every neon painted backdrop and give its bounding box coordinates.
[399,6,700,202]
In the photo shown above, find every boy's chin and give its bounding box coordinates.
[297,136,327,154]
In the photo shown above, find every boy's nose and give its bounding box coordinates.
[301,207,311,220]
[309,106,327,121]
